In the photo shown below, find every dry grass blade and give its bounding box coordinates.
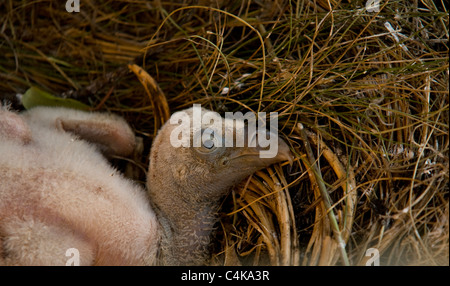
[305,128,357,264]
[128,64,170,133]
[298,123,350,266]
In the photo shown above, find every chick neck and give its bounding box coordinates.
[148,177,225,266]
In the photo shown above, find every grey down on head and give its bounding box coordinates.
[0,105,292,265]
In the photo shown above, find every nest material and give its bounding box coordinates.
[1,0,448,266]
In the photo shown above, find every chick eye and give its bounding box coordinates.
[202,130,217,151]
[194,128,222,154]
[203,139,215,149]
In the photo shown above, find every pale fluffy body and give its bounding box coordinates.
[0,107,159,265]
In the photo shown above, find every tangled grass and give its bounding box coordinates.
[1,0,448,265]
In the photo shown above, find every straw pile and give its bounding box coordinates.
[1,0,448,266]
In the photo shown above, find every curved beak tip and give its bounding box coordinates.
[277,138,294,166]
[280,149,294,166]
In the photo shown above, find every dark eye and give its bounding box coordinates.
[203,139,214,149]
[202,129,216,150]
[194,129,222,154]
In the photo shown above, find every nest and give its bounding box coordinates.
[1,0,448,266]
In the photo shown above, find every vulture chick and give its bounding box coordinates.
[0,105,291,265]
[147,106,292,265]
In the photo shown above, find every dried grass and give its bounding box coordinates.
[1,0,448,265]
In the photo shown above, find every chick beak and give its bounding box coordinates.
[273,137,294,166]
[228,127,293,167]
